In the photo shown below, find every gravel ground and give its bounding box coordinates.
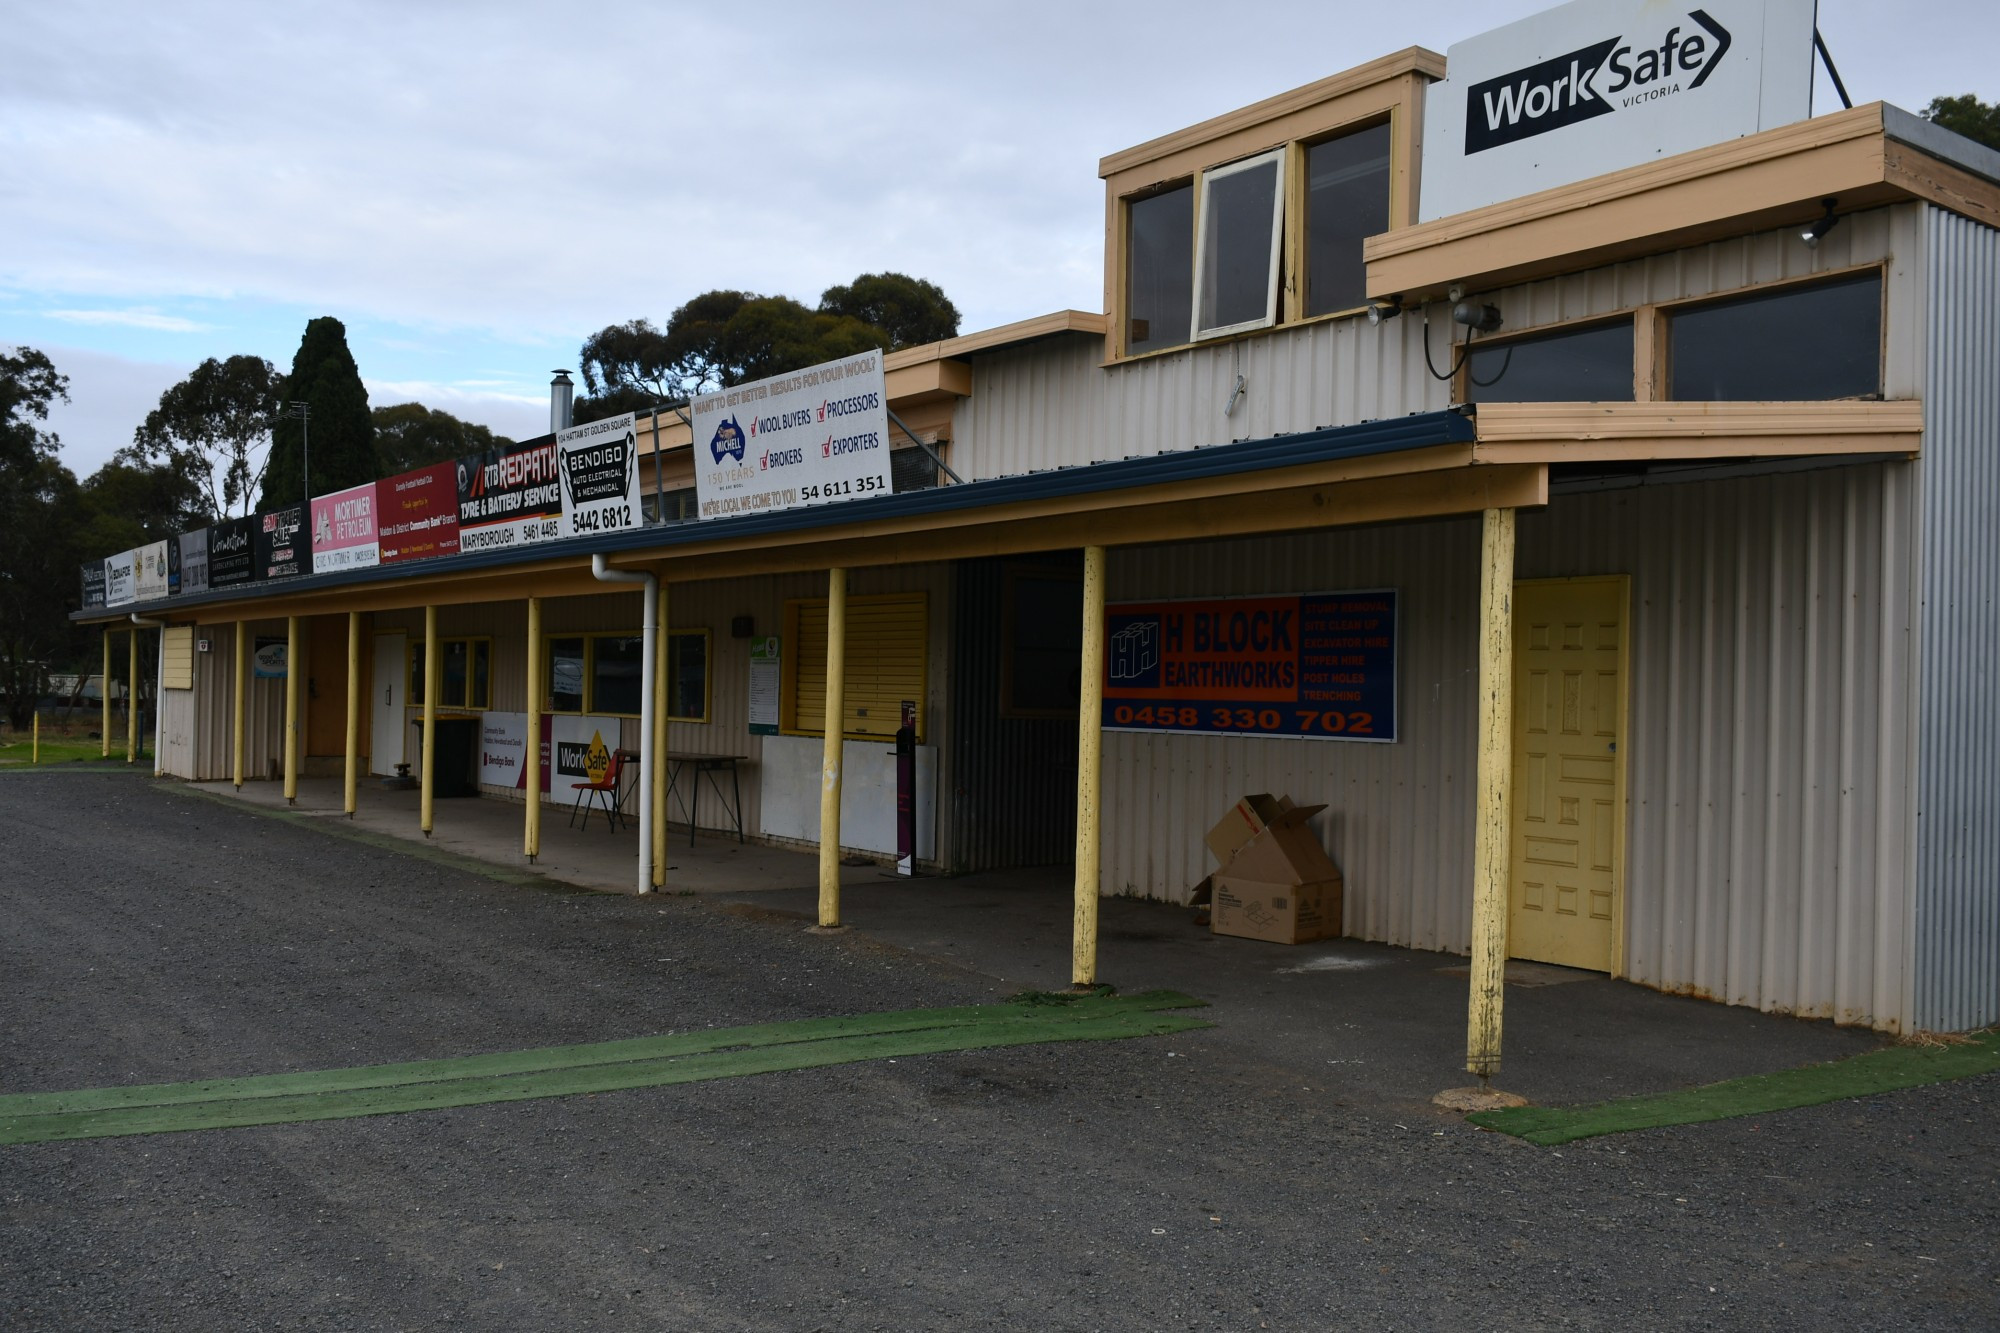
[2,772,1995,1331]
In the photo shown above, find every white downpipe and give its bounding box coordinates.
[591,553,656,894]
[130,612,166,777]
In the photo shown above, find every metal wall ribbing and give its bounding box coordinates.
[1915,205,2000,1032]
[1103,461,1918,1029]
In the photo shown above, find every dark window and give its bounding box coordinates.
[1127,184,1193,354]
[1195,151,1285,337]
[1468,321,1636,403]
[593,635,643,715]
[1670,272,1882,401]
[410,638,489,710]
[1003,570,1084,716]
[667,631,707,721]
[550,637,585,712]
[1304,122,1392,317]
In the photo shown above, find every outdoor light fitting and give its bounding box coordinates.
[1367,299,1404,326]
[1451,301,1503,333]
[1801,198,1840,248]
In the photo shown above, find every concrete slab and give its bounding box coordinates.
[194,777,1889,1113]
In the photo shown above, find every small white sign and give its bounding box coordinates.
[748,636,781,736]
[480,711,528,788]
[1420,0,1816,219]
[690,350,891,521]
[104,550,137,607]
[133,540,169,603]
[557,412,641,539]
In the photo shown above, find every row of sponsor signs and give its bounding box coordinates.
[83,350,898,611]
[83,412,646,610]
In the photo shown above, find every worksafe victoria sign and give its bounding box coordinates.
[690,350,890,520]
[1104,591,1398,742]
[1420,0,1816,218]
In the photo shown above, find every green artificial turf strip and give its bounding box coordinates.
[1,992,1208,1144]
[1469,1028,2000,1145]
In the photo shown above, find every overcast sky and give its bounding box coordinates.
[5,0,1995,479]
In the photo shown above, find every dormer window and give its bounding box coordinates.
[1115,117,1397,359]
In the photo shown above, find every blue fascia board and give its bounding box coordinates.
[76,410,1474,621]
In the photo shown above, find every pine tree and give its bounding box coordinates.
[258,316,378,512]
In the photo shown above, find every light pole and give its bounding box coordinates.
[281,400,311,510]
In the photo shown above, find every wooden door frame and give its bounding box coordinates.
[1511,574,1632,979]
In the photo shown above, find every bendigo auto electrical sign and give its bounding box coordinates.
[1103,591,1398,743]
[1421,0,1815,218]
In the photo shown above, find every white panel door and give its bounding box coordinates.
[371,632,406,776]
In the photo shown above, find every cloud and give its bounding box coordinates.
[44,307,212,333]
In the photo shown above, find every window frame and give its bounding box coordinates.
[1661,265,1887,404]
[1191,147,1289,342]
[541,629,710,722]
[1109,104,1406,363]
[1458,314,1641,405]
[1293,115,1395,323]
[408,636,493,712]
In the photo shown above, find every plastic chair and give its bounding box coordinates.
[569,750,626,833]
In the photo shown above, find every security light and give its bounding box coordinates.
[1801,198,1840,248]
[1367,300,1404,326]
[1451,301,1503,333]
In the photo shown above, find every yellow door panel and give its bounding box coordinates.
[1508,578,1626,972]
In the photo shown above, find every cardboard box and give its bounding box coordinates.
[1211,874,1343,944]
[1208,804,1344,944]
[1204,793,1297,866]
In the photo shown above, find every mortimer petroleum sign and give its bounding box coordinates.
[1420,0,1815,218]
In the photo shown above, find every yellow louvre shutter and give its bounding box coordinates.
[787,593,926,741]
[162,625,195,691]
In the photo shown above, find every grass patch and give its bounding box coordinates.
[1470,1027,2000,1145]
[0,737,142,767]
[0,990,1210,1144]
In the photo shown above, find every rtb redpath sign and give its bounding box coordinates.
[1422,0,1815,218]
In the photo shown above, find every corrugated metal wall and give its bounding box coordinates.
[1914,205,2000,1032]
[951,206,1922,479]
[948,556,1082,872]
[1103,461,1919,1029]
[165,621,286,782]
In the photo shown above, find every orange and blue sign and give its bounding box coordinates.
[1104,590,1396,742]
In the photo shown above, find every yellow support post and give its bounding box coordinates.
[1467,507,1517,1082]
[344,611,361,817]
[283,616,301,805]
[525,596,541,861]
[232,621,247,790]
[817,568,848,927]
[421,605,438,836]
[126,628,139,765]
[100,631,111,758]
[32,713,39,765]
[652,579,668,889]
[1073,544,1106,988]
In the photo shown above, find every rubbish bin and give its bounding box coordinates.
[412,717,479,797]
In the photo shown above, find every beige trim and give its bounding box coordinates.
[884,311,1107,369]
[1471,400,1923,463]
[1364,105,1999,300]
[1097,47,1444,180]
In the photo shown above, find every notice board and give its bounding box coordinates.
[1103,590,1397,742]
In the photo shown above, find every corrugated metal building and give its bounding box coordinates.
[86,26,2000,1045]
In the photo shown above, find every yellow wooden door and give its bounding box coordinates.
[1508,577,1627,973]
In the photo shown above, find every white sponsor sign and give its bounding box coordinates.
[557,412,641,538]
[690,349,890,521]
[480,711,528,788]
[133,541,169,603]
[1420,0,1816,219]
[105,550,137,607]
[311,481,381,574]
